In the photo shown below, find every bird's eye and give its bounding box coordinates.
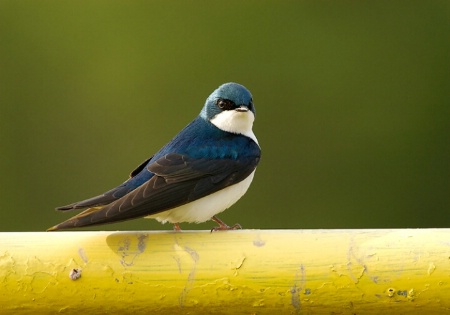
[216,99,235,110]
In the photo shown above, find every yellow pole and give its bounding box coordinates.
[1,229,449,314]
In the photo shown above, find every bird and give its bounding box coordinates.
[48,82,261,231]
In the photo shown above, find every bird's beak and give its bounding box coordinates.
[235,105,249,112]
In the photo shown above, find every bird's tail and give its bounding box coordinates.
[47,206,104,231]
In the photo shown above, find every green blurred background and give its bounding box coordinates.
[1,1,449,232]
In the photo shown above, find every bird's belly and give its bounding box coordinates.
[146,170,256,224]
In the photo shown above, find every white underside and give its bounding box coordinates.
[146,170,256,224]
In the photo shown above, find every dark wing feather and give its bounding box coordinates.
[129,156,153,178]
[48,153,259,230]
[55,156,154,211]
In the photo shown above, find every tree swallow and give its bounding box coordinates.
[48,82,261,231]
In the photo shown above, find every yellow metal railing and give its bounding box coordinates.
[1,229,449,314]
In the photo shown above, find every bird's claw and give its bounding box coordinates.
[210,215,242,232]
[210,223,242,232]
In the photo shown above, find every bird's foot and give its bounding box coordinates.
[210,216,242,232]
[173,223,182,231]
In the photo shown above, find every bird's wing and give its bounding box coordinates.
[48,153,259,230]
[55,156,154,211]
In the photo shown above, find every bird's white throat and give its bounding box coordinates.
[210,110,259,145]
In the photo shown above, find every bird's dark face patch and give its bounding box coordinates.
[216,98,236,111]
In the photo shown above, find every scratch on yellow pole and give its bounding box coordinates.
[0,229,449,314]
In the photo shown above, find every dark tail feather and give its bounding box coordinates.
[56,203,78,211]
[48,206,108,231]
[55,184,132,211]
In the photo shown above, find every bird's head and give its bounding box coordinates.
[200,82,256,136]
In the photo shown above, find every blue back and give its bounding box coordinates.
[124,117,260,191]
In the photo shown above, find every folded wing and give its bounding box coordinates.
[48,153,259,230]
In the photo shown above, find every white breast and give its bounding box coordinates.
[146,170,256,224]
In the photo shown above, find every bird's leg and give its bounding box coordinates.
[173,223,182,231]
[210,216,242,232]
